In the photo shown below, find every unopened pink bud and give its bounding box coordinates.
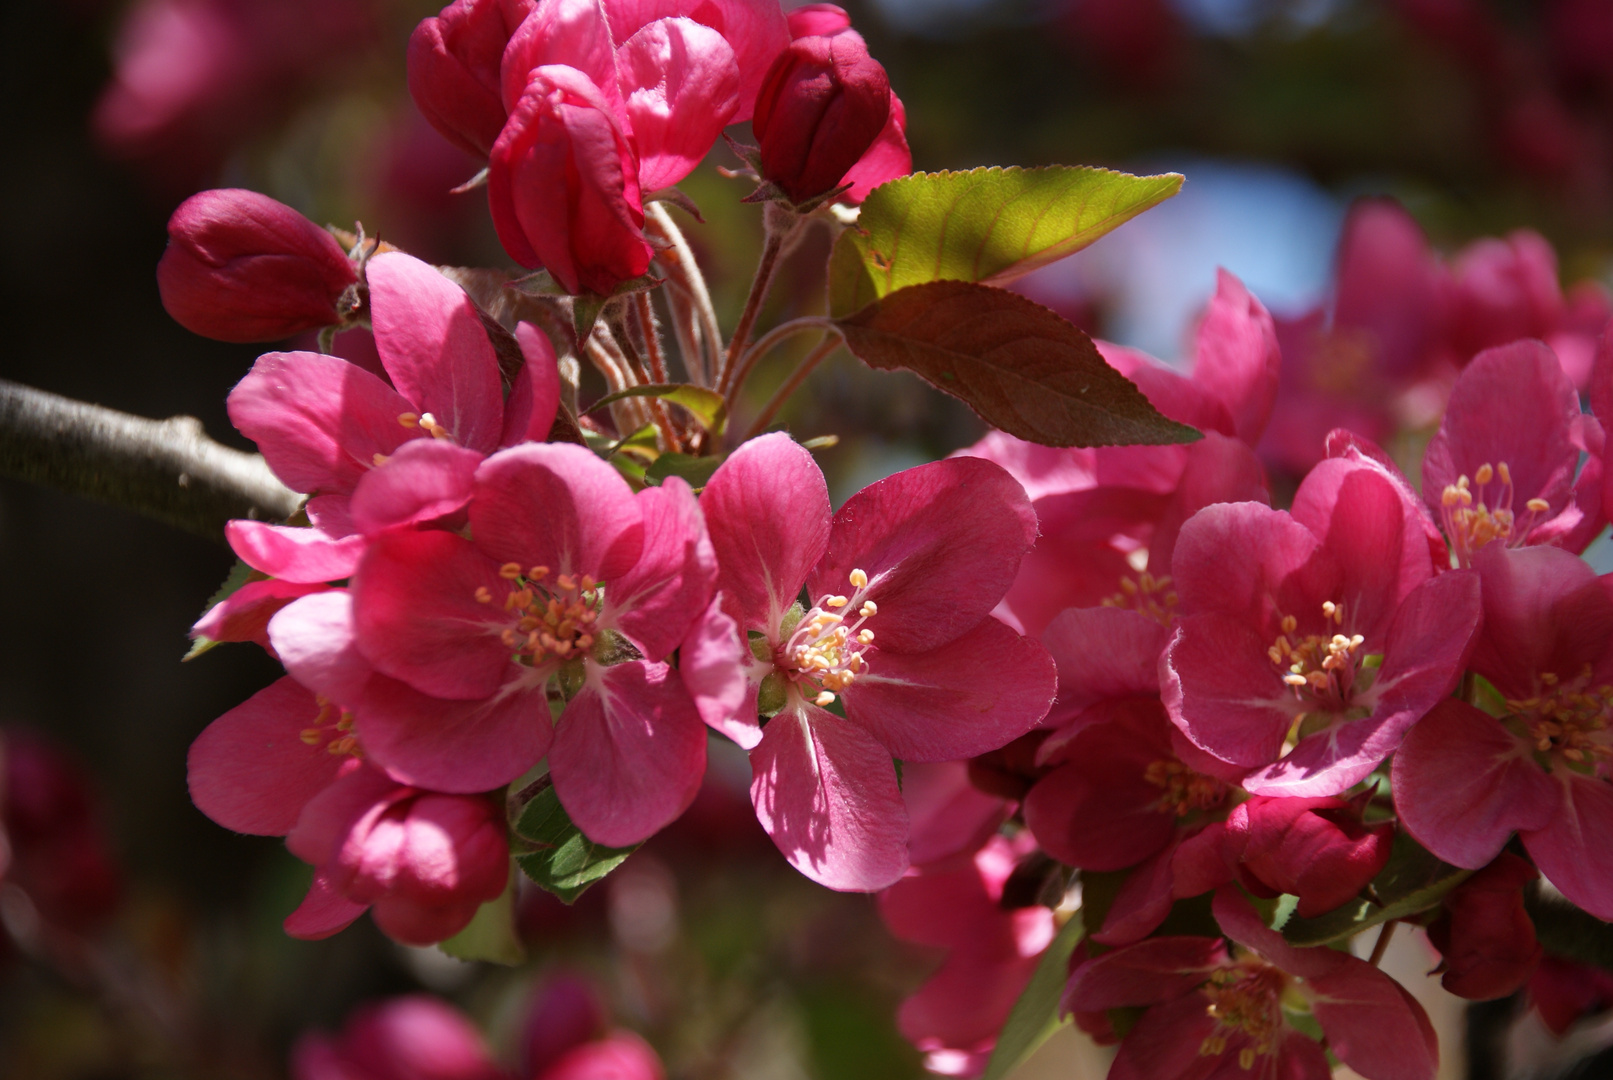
[157,189,357,343]
[488,65,654,295]
[751,31,890,204]
[1226,795,1393,919]
[1428,852,1542,1001]
[407,0,537,158]
[786,3,852,38]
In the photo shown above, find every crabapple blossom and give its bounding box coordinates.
[698,434,1056,890]
[1425,851,1542,1001]
[408,0,538,158]
[291,994,508,1080]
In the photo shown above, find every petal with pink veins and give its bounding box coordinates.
[349,438,483,536]
[549,659,707,847]
[1522,773,1613,921]
[811,456,1038,654]
[367,252,505,454]
[351,530,515,700]
[188,676,361,835]
[750,702,909,891]
[1394,699,1558,869]
[267,591,376,707]
[501,322,563,446]
[1090,840,1179,945]
[1170,501,1320,625]
[355,675,552,794]
[1162,613,1298,769]
[192,578,327,647]
[284,868,369,941]
[1063,935,1230,1009]
[472,442,646,582]
[843,617,1055,762]
[1308,963,1440,1080]
[603,0,789,123]
[1106,992,1223,1080]
[701,433,830,632]
[500,0,623,117]
[1039,606,1167,724]
[1189,268,1282,445]
[618,18,740,192]
[679,595,760,749]
[1470,544,1613,699]
[228,350,419,496]
[609,477,717,661]
[226,519,367,584]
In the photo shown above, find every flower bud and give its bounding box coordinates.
[291,995,506,1080]
[157,189,357,343]
[751,31,891,204]
[489,65,654,296]
[407,0,537,158]
[1427,852,1542,1001]
[1224,795,1393,918]
[786,3,852,37]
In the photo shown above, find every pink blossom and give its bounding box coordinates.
[518,973,667,1080]
[409,0,538,158]
[291,994,509,1080]
[879,832,1055,1077]
[613,16,742,192]
[1064,886,1438,1080]
[276,442,717,848]
[1222,794,1393,919]
[490,64,654,295]
[157,189,358,343]
[1422,340,1605,564]
[1529,956,1613,1036]
[1425,851,1542,1001]
[1394,543,1613,919]
[227,251,559,582]
[1163,456,1481,796]
[602,0,789,125]
[699,434,1056,890]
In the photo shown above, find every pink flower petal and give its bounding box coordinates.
[187,676,359,836]
[679,595,761,749]
[701,433,830,633]
[609,477,717,661]
[618,18,740,192]
[349,438,482,536]
[1523,773,1613,921]
[267,591,376,707]
[192,578,327,647]
[228,350,419,496]
[501,322,562,446]
[284,868,369,941]
[749,702,909,891]
[356,675,552,794]
[226,519,368,584]
[843,616,1055,762]
[1162,612,1298,769]
[839,89,910,204]
[1039,606,1167,724]
[1105,993,1222,1080]
[1394,699,1558,869]
[1147,431,1270,576]
[603,0,789,123]
[897,950,1042,1053]
[811,456,1038,654]
[1089,841,1179,945]
[1470,543,1613,700]
[1308,964,1440,1080]
[1171,500,1320,625]
[367,252,505,454]
[902,761,1006,866]
[549,660,707,847]
[471,442,646,583]
[1190,268,1282,445]
[351,529,515,700]
[500,0,623,117]
[1063,935,1230,1009]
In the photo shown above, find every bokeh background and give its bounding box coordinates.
[4,0,1613,1076]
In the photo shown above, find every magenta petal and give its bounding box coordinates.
[549,660,707,848]
[701,433,830,632]
[1107,993,1222,1080]
[1063,935,1229,1010]
[366,252,504,454]
[192,578,326,646]
[501,322,563,446]
[812,456,1038,654]
[1394,699,1558,869]
[351,530,514,700]
[680,595,761,750]
[356,676,552,794]
[226,519,367,584]
[609,477,717,661]
[1148,432,1270,577]
[839,89,910,203]
[603,0,789,123]
[1192,269,1282,445]
[228,350,418,496]
[471,442,645,582]
[501,0,622,116]
[843,617,1055,762]
[896,949,1041,1052]
[1171,501,1319,624]
[286,764,403,867]
[618,18,740,191]
[1162,614,1298,769]
[1090,842,1179,946]
[1243,568,1482,797]
[1040,606,1167,722]
[188,676,357,835]
[1308,964,1440,1080]
[349,438,482,536]
[267,591,375,707]
[1523,774,1613,921]
[284,868,369,941]
[749,702,909,891]
[1470,543,1613,699]
[1023,720,1175,870]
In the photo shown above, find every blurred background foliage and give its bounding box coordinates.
[3,0,1612,1076]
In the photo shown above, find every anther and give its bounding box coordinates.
[1526,498,1551,513]
[814,691,836,707]
[299,728,323,746]
[500,562,523,580]
[849,568,868,589]
[1475,463,1494,485]
[474,586,492,604]
[397,412,420,428]
[859,601,878,617]
[858,629,875,644]
[1280,615,1297,635]
[826,595,849,609]
[529,565,549,580]
[372,452,389,467]
[1498,462,1512,486]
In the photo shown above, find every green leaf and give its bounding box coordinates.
[835,280,1201,448]
[828,166,1184,318]
[644,452,725,490]
[981,913,1085,1080]
[1281,831,1474,947]
[438,873,525,965]
[183,557,262,660]
[587,383,728,435]
[513,783,639,903]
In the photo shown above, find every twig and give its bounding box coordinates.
[645,204,721,385]
[0,379,299,542]
[743,332,843,442]
[1368,920,1397,967]
[717,204,800,395]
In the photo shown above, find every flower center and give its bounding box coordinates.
[475,564,601,666]
[1506,666,1613,765]
[371,411,456,466]
[1143,759,1228,817]
[1268,602,1364,707]
[1101,570,1178,625]
[1440,461,1551,565]
[1201,963,1287,1069]
[783,568,878,708]
[299,696,361,757]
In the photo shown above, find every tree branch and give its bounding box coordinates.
[0,379,299,542]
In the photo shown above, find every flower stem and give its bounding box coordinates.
[719,204,801,395]
[743,331,843,442]
[645,203,720,386]
[1368,920,1397,967]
